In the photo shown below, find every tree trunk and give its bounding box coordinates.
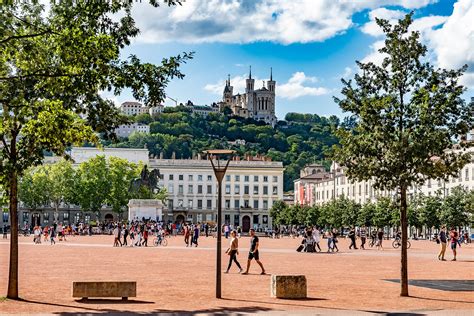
[400,185,409,297]
[7,171,19,299]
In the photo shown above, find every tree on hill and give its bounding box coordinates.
[332,13,473,296]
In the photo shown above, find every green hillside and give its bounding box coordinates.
[106,106,342,191]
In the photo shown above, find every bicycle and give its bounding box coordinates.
[153,235,168,247]
[392,238,411,249]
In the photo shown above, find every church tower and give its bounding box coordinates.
[267,68,275,93]
[223,74,233,104]
[246,66,255,93]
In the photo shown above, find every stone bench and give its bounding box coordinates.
[72,281,136,300]
[271,275,307,299]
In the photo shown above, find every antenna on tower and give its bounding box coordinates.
[270,67,273,81]
[249,65,252,79]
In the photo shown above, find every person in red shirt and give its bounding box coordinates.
[449,227,458,261]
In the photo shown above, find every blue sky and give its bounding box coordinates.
[113,0,473,120]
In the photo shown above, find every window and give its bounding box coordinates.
[197,214,202,223]
[178,185,183,194]
[206,214,213,221]
[224,214,231,224]
[253,185,259,194]
[63,212,69,220]
[253,200,259,209]
[3,212,9,223]
[225,175,231,181]
[465,168,469,181]
[263,200,268,209]
[234,200,240,208]
[207,200,212,209]
[272,176,278,182]
[85,214,91,223]
[178,199,183,207]
[179,175,184,181]
[74,212,81,223]
[168,184,174,194]
[253,214,259,224]
[263,215,268,224]
[244,185,249,194]
[169,174,174,181]
[198,185,203,194]
[427,179,431,188]
[198,175,203,181]
[244,200,250,208]
[359,185,361,196]
[22,212,29,223]
[263,176,268,182]
[234,185,240,194]
[189,175,193,181]
[225,184,231,194]
[207,175,212,181]
[207,185,212,194]
[197,199,203,209]
[263,186,268,195]
[254,175,259,182]
[272,186,278,195]
[234,214,240,226]
[244,176,249,182]
[188,200,193,208]
[188,185,193,194]
[235,175,240,182]
[225,200,230,208]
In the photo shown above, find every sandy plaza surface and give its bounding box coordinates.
[0,234,473,315]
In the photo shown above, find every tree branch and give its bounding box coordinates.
[0,72,80,81]
[0,30,55,44]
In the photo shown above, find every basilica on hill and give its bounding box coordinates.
[218,67,277,127]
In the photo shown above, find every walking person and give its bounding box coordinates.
[377,228,384,250]
[348,227,358,250]
[225,230,242,273]
[192,224,199,247]
[327,229,333,252]
[437,225,447,261]
[113,225,120,247]
[332,228,339,252]
[242,229,266,275]
[312,226,321,252]
[123,225,129,247]
[449,227,458,261]
[129,226,135,247]
[184,224,190,246]
[142,227,149,247]
[50,226,56,245]
[359,226,367,250]
[204,223,209,237]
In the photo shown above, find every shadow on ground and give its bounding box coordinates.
[56,306,274,315]
[384,279,474,292]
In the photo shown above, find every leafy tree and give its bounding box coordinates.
[357,202,375,227]
[372,197,396,229]
[107,157,140,217]
[341,198,361,227]
[332,14,473,296]
[417,194,442,236]
[19,167,50,212]
[73,156,110,217]
[440,186,470,228]
[0,1,191,299]
[269,200,288,226]
[306,205,321,226]
[46,160,75,215]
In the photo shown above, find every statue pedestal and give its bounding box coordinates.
[128,199,163,222]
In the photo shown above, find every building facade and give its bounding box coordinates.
[294,146,474,206]
[150,156,284,232]
[119,101,163,117]
[115,123,150,138]
[6,148,284,231]
[218,67,277,127]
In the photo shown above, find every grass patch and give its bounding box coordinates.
[0,297,7,302]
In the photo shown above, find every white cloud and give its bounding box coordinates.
[360,1,473,88]
[279,72,329,99]
[428,0,474,87]
[204,71,329,100]
[127,0,437,44]
[341,67,353,79]
[361,8,406,36]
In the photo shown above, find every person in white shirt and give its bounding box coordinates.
[312,227,321,252]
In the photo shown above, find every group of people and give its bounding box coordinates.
[183,223,200,247]
[112,220,166,247]
[225,228,266,275]
[32,223,71,245]
[437,226,465,261]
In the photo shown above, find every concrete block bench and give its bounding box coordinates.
[271,275,307,299]
[72,281,136,300]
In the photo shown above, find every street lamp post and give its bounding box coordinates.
[203,149,235,299]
